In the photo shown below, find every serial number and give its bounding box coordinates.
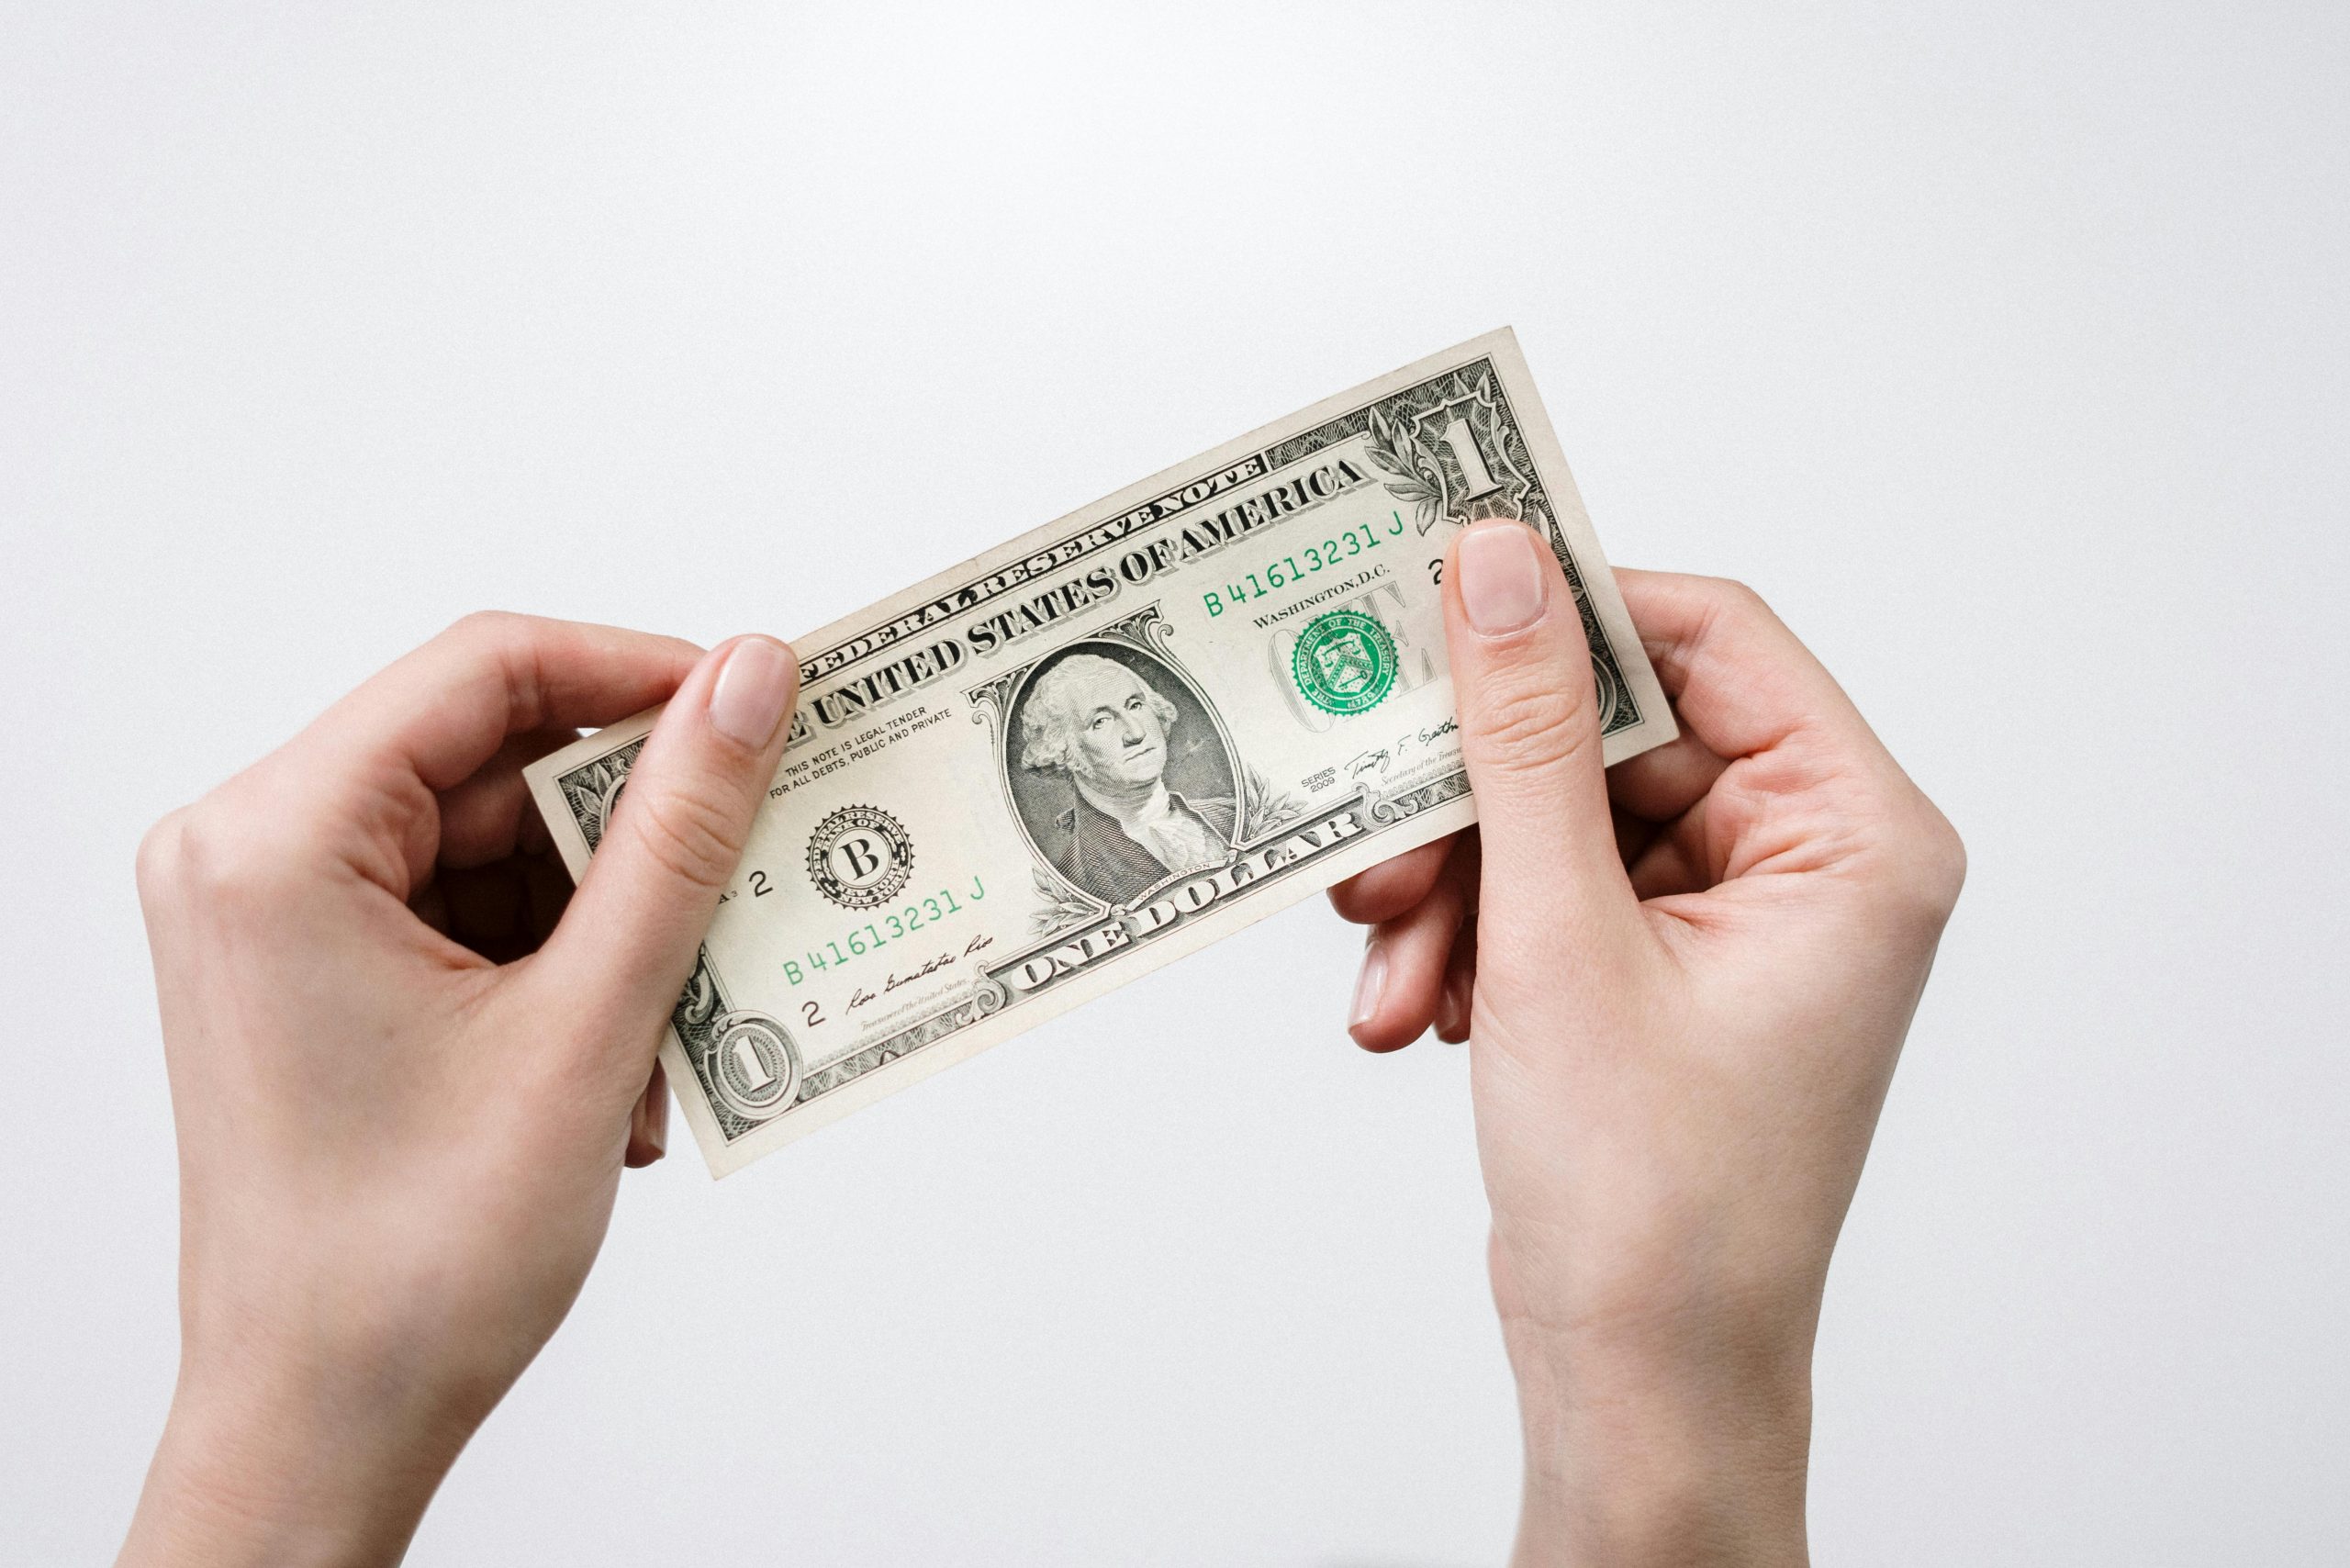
[1202,513,1405,618]
[782,877,987,985]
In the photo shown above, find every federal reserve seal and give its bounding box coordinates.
[806,804,913,909]
[1291,608,1398,717]
[704,1011,802,1123]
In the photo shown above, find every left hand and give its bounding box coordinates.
[118,612,799,1568]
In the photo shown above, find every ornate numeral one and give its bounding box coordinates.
[704,1012,803,1124]
[731,1036,778,1090]
[1434,414,1505,503]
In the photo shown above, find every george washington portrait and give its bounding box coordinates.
[1006,644,1239,908]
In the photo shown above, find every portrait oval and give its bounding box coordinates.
[1003,641,1240,909]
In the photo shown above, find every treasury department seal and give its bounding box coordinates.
[1291,608,1398,717]
[806,803,914,909]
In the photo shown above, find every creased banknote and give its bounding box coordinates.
[526,329,1674,1175]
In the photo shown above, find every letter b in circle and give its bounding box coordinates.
[806,804,914,910]
[834,834,885,883]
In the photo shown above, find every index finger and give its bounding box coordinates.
[1615,570,1883,764]
[1327,833,1456,925]
[301,611,705,792]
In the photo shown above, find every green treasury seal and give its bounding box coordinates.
[1292,609,1398,717]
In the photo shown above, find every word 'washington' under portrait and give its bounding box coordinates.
[1008,644,1239,908]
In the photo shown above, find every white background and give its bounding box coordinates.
[5,3,2345,1562]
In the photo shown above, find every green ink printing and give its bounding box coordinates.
[1291,609,1398,717]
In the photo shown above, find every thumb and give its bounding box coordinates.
[538,634,799,1051]
[1443,520,1638,938]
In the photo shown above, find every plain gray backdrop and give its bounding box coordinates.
[4,3,2344,1562]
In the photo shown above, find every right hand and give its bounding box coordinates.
[1330,522,1964,1565]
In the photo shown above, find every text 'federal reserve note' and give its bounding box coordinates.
[526,329,1674,1175]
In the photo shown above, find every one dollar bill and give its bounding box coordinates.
[527,330,1674,1176]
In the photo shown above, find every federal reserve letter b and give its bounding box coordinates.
[526,330,1674,1176]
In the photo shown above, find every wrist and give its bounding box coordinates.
[1508,1328,1814,1567]
[118,1360,475,1568]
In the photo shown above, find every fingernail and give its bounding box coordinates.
[1437,973,1467,1040]
[645,1092,667,1160]
[1349,941,1389,1033]
[708,637,796,748]
[1457,522,1548,636]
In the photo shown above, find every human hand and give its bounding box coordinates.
[1330,523,1964,1566]
[118,614,800,1568]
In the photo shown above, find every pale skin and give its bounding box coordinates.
[1330,521,1964,1565]
[118,526,1959,1566]
[118,615,803,1567]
